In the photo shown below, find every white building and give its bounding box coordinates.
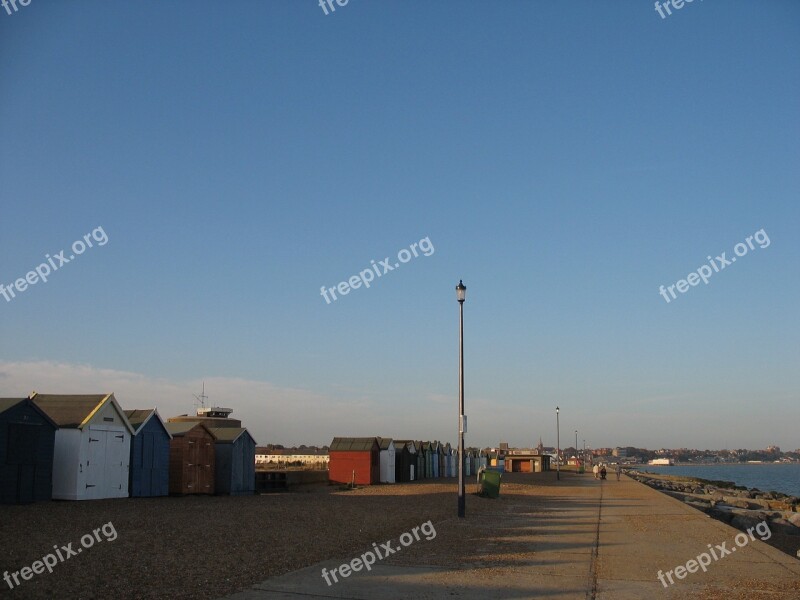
[255,447,329,468]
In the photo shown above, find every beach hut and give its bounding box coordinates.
[479,449,489,470]
[467,448,481,477]
[393,439,417,482]
[415,441,426,480]
[209,427,256,495]
[439,443,449,478]
[125,409,171,498]
[448,444,457,478]
[328,437,380,485]
[165,422,216,495]
[431,441,441,478]
[419,441,432,478]
[30,393,133,500]
[378,437,396,484]
[0,398,57,504]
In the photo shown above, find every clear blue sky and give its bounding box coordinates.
[1,1,798,451]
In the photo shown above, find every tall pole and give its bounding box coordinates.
[457,281,466,518]
[556,406,560,481]
[575,430,578,467]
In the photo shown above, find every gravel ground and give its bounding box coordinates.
[0,478,498,600]
[3,473,797,599]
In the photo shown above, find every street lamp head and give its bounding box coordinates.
[456,280,466,303]
[556,406,559,413]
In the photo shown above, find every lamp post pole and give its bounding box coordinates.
[556,406,560,481]
[456,280,466,518]
[575,430,578,469]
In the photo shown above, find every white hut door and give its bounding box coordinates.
[86,431,106,499]
[104,431,126,497]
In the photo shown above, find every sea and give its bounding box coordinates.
[633,463,800,497]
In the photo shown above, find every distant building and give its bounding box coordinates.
[168,406,241,429]
[497,447,551,473]
[255,447,329,468]
[612,448,627,458]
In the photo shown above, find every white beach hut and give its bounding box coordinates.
[378,437,396,483]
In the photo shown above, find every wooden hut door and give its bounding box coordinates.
[186,438,200,492]
[199,439,213,493]
[141,432,155,496]
[7,423,39,504]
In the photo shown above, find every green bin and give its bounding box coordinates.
[478,469,502,498]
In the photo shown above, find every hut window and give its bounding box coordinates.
[104,417,114,422]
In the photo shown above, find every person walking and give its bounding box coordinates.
[600,465,607,480]
[593,464,599,479]
[615,464,622,481]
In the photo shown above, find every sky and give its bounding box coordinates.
[1,1,798,451]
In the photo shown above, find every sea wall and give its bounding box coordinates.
[626,470,800,558]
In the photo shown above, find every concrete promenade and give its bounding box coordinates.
[225,472,800,599]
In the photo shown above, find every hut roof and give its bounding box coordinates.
[377,437,394,450]
[164,421,216,439]
[0,398,58,427]
[0,398,27,413]
[393,440,418,453]
[329,437,377,452]
[208,427,254,444]
[30,393,133,432]
[124,409,171,437]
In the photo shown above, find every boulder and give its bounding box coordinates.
[770,519,800,536]
[685,499,712,511]
[731,513,765,532]
[726,498,758,510]
[708,507,734,523]
[788,513,800,528]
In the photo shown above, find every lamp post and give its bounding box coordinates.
[583,439,586,469]
[456,280,466,518]
[575,430,578,469]
[556,406,560,481]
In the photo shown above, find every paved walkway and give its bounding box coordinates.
[224,472,800,599]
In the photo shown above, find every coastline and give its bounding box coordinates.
[625,469,800,559]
